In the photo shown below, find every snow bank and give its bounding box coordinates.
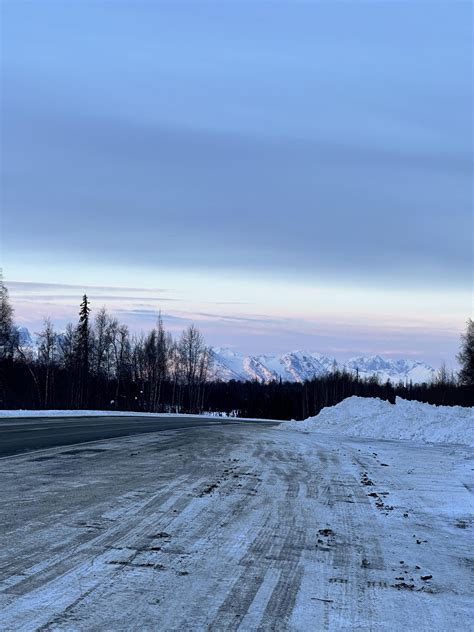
[281,396,474,446]
[0,410,210,419]
[0,409,266,422]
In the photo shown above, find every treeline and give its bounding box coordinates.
[206,370,473,420]
[1,276,473,417]
[0,282,212,413]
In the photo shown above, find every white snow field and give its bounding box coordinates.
[0,409,206,418]
[0,409,251,420]
[281,396,474,447]
[0,408,473,630]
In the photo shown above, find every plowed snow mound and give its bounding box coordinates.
[281,396,474,446]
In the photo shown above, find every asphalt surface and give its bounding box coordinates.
[0,415,278,457]
[1,425,471,630]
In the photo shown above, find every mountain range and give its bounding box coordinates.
[210,348,435,385]
[16,327,435,384]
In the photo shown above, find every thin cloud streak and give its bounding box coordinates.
[11,292,464,367]
[8,281,173,294]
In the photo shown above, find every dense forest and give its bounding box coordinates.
[1,277,473,418]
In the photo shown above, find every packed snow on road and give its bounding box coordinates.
[0,398,472,630]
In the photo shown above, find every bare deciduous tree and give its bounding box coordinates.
[37,318,57,406]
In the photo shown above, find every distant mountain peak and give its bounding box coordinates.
[14,329,437,385]
[210,348,435,384]
[17,326,34,347]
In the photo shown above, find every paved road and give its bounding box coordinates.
[0,415,278,457]
[1,425,471,630]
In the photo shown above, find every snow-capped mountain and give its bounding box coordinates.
[14,327,436,384]
[17,326,34,347]
[343,355,435,385]
[210,349,435,385]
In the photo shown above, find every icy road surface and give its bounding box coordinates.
[1,424,473,630]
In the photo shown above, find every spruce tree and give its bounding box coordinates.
[76,294,91,405]
[457,318,474,386]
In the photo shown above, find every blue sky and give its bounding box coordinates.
[1,1,472,365]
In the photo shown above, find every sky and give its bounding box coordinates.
[1,1,472,366]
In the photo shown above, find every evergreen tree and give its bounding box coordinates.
[457,318,474,386]
[76,294,91,405]
[155,312,168,410]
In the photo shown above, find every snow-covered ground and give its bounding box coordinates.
[0,409,181,418]
[0,420,472,630]
[281,396,474,447]
[0,409,240,419]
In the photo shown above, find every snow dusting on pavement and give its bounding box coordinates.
[0,417,473,630]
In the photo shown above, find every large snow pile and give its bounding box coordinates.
[281,396,474,446]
